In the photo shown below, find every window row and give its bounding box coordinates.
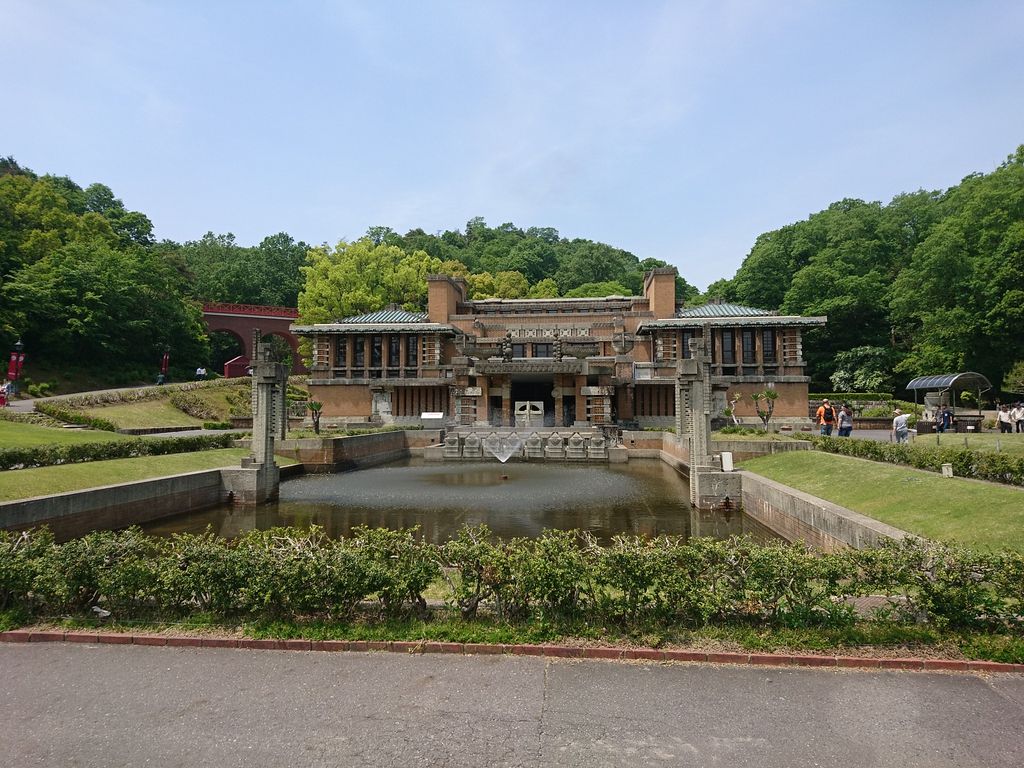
[334,335,420,369]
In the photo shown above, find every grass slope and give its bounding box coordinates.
[77,400,205,429]
[0,420,131,449]
[0,449,296,501]
[740,451,1024,552]
[913,432,1024,456]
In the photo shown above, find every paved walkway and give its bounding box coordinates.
[2,643,1022,767]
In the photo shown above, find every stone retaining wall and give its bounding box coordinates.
[0,470,227,541]
[739,470,907,551]
[274,430,442,472]
[711,438,810,462]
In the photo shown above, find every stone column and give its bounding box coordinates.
[676,338,739,509]
[226,329,288,504]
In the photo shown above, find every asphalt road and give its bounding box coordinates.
[2,643,1022,767]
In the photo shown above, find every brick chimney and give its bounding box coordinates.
[426,275,467,323]
[643,268,677,319]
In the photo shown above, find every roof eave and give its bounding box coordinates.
[637,316,827,333]
[291,323,456,334]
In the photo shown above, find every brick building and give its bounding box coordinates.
[291,268,825,428]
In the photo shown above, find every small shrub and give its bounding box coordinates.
[169,391,221,420]
[0,433,237,471]
[351,526,439,616]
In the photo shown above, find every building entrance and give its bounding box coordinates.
[510,375,555,427]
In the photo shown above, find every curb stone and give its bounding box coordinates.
[1,630,1021,674]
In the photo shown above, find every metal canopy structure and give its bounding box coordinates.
[905,371,992,417]
[906,372,992,392]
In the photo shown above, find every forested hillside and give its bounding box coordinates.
[0,158,208,383]
[706,146,1024,393]
[2,147,1022,396]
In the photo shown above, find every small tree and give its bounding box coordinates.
[1003,360,1024,395]
[750,389,778,432]
[723,392,741,425]
[306,400,323,434]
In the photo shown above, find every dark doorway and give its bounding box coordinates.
[510,375,555,426]
[562,395,576,427]
[489,395,503,427]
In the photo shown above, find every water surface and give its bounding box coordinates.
[144,458,769,543]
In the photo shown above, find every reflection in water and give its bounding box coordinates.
[143,458,775,544]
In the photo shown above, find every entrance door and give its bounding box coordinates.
[562,395,576,427]
[489,395,503,427]
[510,375,555,427]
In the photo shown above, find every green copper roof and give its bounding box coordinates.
[677,303,775,318]
[338,308,428,324]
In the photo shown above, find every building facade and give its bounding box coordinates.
[291,269,825,428]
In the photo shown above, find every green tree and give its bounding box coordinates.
[829,346,896,393]
[563,280,631,298]
[528,278,560,298]
[298,239,441,323]
[1003,360,1024,394]
[492,270,529,298]
[554,240,638,293]
[1,239,207,371]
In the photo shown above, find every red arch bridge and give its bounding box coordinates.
[201,303,307,376]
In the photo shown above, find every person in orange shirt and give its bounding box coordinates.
[815,398,838,436]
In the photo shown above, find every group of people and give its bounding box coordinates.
[815,398,854,437]
[0,379,12,408]
[814,399,917,444]
[996,402,1024,434]
[818,398,1024,442]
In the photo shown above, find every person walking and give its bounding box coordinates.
[892,408,910,444]
[1011,401,1024,434]
[837,404,853,437]
[938,405,953,433]
[815,398,838,436]
[996,404,1014,434]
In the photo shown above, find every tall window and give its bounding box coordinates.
[762,329,777,364]
[406,335,419,368]
[388,335,401,368]
[721,329,735,365]
[353,336,365,367]
[370,336,382,367]
[741,329,756,364]
[681,329,695,358]
[334,337,347,367]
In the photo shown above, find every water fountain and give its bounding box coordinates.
[482,431,524,463]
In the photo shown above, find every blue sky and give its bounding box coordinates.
[4,1,1023,290]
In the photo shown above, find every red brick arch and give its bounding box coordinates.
[201,303,307,374]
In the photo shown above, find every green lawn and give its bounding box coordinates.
[0,449,297,501]
[78,400,205,429]
[0,420,132,449]
[712,430,796,442]
[913,432,1024,455]
[739,451,1024,552]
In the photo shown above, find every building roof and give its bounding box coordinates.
[676,302,776,318]
[337,308,429,324]
[637,313,826,332]
[905,372,992,392]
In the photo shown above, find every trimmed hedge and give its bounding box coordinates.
[34,401,118,431]
[0,433,239,471]
[2,525,1021,632]
[794,434,1024,487]
[811,392,891,403]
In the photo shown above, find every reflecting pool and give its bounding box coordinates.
[144,458,772,543]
